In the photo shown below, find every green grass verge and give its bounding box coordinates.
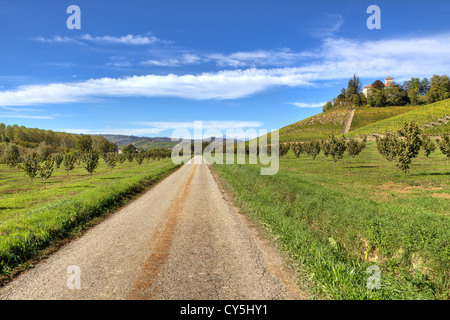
[0,159,181,275]
[211,142,450,299]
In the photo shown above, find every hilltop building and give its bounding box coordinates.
[363,77,394,96]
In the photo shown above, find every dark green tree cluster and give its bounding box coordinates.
[367,81,409,108]
[324,74,450,111]
[0,123,78,150]
[425,75,450,104]
[324,75,365,111]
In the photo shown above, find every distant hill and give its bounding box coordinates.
[100,135,180,148]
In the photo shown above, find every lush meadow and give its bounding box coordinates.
[212,141,450,299]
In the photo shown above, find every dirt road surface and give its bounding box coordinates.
[0,156,307,300]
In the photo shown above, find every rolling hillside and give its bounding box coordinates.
[277,109,349,142]
[347,99,450,137]
[274,99,450,143]
[349,106,421,132]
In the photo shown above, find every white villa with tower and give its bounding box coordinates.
[363,77,394,96]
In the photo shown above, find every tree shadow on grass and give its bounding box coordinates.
[411,172,450,176]
[343,165,379,169]
[0,206,24,210]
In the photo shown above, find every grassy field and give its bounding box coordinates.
[0,158,181,275]
[211,141,450,299]
[348,99,450,137]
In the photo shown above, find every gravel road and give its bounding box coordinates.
[0,156,307,300]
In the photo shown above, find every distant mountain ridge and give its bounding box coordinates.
[100,134,179,147]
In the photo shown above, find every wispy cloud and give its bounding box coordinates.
[288,102,326,108]
[0,114,54,119]
[141,49,315,68]
[31,33,168,46]
[141,54,203,67]
[81,34,162,45]
[31,35,83,45]
[207,49,315,68]
[309,14,344,38]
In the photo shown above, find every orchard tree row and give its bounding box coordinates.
[2,136,172,188]
[376,122,450,173]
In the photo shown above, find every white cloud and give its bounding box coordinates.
[0,114,54,119]
[32,33,167,46]
[288,102,326,108]
[31,36,83,45]
[141,54,203,67]
[0,68,312,106]
[5,33,450,106]
[207,49,315,68]
[81,34,161,45]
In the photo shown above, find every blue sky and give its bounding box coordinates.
[1,0,450,138]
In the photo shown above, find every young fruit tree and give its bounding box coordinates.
[117,154,126,164]
[279,143,291,157]
[104,152,117,169]
[328,134,347,167]
[291,143,303,158]
[53,153,64,170]
[135,151,145,165]
[421,135,436,158]
[22,153,40,182]
[3,144,21,169]
[347,136,367,158]
[39,158,54,189]
[321,140,331,157]
[305,140,321,160]
[82,151,99,176]
[376,133,398,162]
[395,121,422,174]
[63,153,75,174]
[438,133,450,164]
